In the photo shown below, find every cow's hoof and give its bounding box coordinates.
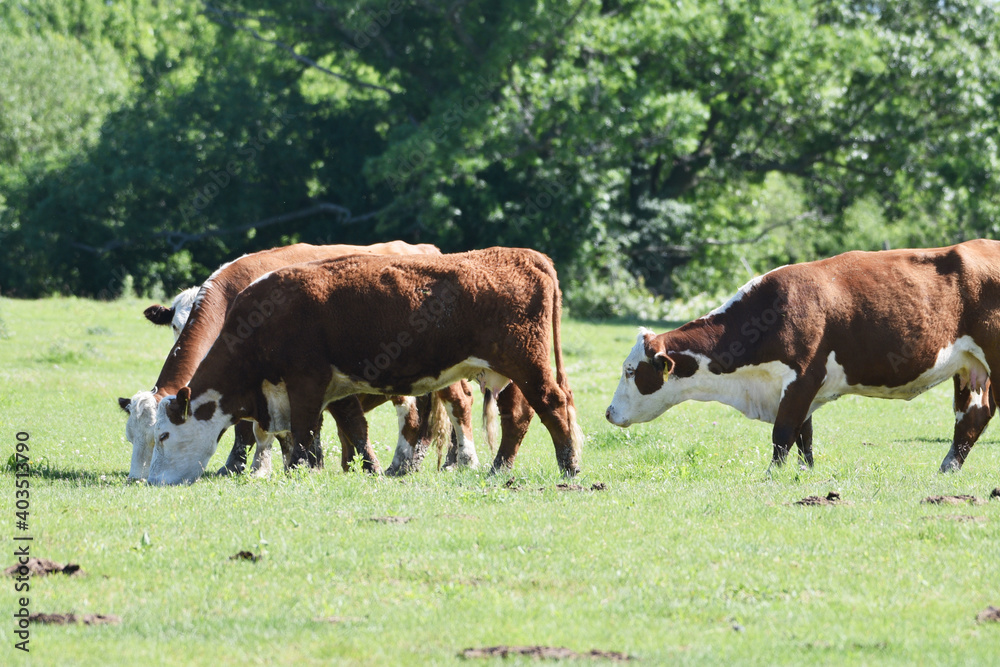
[216,464,245,476]
[251,464,273,478]
[457,453,479,469]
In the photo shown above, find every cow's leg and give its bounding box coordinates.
[941,376,994,472]
[795,416,814,469]
[506,367,583,476]
[410,394,439,470]
[216,420,254,475]
[439,380,478,470]
[276,432,293,470]
[490,383,535,474]
[340,395,389,471]
[386,396,422,476]
[247,422,275,477]
[771,375,820,469]
[326,396,380,474]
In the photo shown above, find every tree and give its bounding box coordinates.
[2,0,997,311]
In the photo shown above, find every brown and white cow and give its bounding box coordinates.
[148,247,583,485]
[143,286,199,339]
[119,241,477,480]
[606,240,1000,472]
[138,282,474,477]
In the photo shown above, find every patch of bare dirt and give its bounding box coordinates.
[368,516,413,524]
[503,481,609,493]
[794,492,842,506]
[229,551,261,562]
[555,483,587,491]
[976,606,1000,623]
[5,558,83,578]
[553,483,611,492]
[460,646,634,661]
[921,495,985,506]
[29,613,120,625]
[922,515,986,523]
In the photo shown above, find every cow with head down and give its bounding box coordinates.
[142,286,199,340]
[119,241,479,481]
[607,240,1000,472]
[149,247,584,485]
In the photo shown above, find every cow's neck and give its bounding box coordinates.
[186,338,256,424]
[666,316,726,360]
[151,284,231,398]
[663,317,790,422]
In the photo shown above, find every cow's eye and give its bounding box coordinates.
[158,432,170,442]
[624,367,635,379]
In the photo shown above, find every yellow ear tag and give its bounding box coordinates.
[183,403,190,421]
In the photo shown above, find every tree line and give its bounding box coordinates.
[1,0,997,317]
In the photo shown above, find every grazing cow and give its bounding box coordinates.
[606,240,1000,472]
[119,242,477,481]
[140,283,475,477]
[149,247,583,485]
[143,287,199,339]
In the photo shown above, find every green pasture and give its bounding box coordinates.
[0,297,998,665]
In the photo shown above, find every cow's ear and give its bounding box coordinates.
[118,397,131,413]
[144,304,174,326]
[166,387,192,423]
[178,387,191,420]
[651,351,674,374]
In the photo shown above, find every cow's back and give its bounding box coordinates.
[735,240,1000,384]
[151,241,441,397]
[209,242,440,305]
[220,247,558,395]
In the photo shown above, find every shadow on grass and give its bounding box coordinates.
[895,437,951,445]
[20,465,128,486]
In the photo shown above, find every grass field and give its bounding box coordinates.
[1,296,998,665]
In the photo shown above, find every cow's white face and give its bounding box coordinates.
[606,330,684,427]
[170,287,199,339]
[149,389,230,485]
[122,390,158,480]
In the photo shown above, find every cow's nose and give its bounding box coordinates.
[605,407,612,422]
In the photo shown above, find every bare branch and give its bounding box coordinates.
[202,3,396,96]
[648,212,829,256]
[71,202,391,255]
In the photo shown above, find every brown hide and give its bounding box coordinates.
[181,247,581,474]
[150,242,442,401]
[648,239,1000,468]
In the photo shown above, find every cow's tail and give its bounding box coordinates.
[547,258,584,458]
[482,388,499,454]
[428,392,452,469]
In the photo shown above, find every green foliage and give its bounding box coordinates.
[1,1,998,309]
[0,32,129,173]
